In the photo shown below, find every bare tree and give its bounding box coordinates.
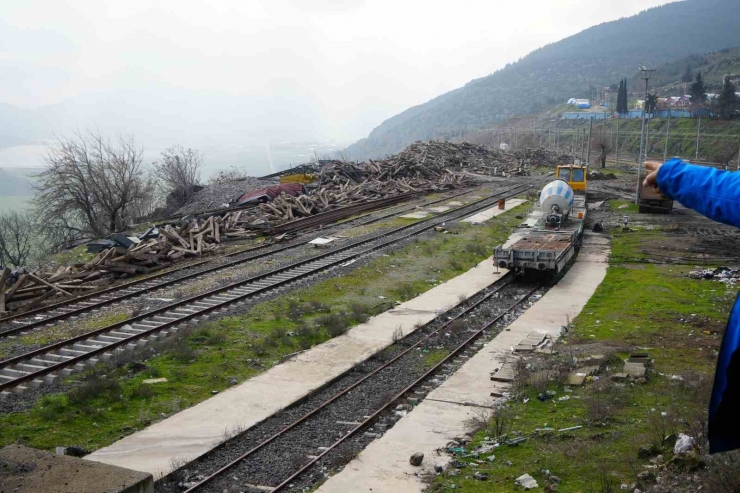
[0,210,36,267]
[594,133,614,169]
[33,131,155,247]
[153,145,203,208]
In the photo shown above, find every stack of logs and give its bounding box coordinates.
[0,214,261,315]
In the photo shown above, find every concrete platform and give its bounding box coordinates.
[462,199,527,224]
[86,258,509,478]
[0,445,153,493]
[317,233,610,493]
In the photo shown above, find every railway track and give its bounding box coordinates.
[154,276,540,493]
[0,184,530,395]
[0,188,477,338]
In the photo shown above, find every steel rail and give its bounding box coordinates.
[183,280,538,492]
[0,185,530,392]
[0,188,473,335]
[0,194,414,327]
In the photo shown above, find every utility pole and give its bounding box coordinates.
[636,66,656,204]
[695,116,701,160]
[586,118,594,165]
[663,110,671,162]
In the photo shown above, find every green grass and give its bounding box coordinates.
[0,200,530,452]
[430,227,739,492]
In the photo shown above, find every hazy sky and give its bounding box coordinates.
[2,0,676,142]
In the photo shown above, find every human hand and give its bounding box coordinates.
[643,160,663,189]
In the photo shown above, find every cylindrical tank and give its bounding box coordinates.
[540,180,574,213]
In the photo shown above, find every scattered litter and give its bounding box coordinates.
[558,425,582,432]
[308,237,336,246]
[515,473,539,489]
[687,266,740,284]
[142,378,168,384]
[674,433,697,454]
[340,259,357,267]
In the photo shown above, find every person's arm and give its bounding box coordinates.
[647,158,740,228]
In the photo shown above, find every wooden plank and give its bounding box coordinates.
[5,274,28,300]
[0,267,11,293]
[29,274,73,297]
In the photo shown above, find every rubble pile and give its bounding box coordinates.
[687,266,740,284]
[176,176,279,215]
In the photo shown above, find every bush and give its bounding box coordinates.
[349,303,370,323]
[395,282,416,300]
[169,338,197,363]
[449,258,464,271]
[286,299,307,320]
[464,241,489,257]
[317,313,350,337]
[309,300,331,313]
[130,382,157,400]
[267,326,289,347]
[68,375,122,405]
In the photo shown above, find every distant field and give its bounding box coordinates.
[0,195,31,212]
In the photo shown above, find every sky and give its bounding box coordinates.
[1,0,677,145]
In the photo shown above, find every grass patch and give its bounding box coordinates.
[0,198,529,452]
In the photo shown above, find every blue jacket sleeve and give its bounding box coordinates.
[657,158,740,228]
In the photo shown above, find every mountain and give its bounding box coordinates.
[347,0,740,160]
[0,168,34,196]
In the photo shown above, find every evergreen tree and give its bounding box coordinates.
[617,78,629,114]
[717,76,738,119]
[646,93,658,114]
[689,72,707,113]
[682,64,693,83]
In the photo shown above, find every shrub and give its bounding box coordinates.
[68,375,122,405]
[267,326,289,346]
[309,300,331,313]
[395,282,416,300]
[317,313,350,337]
[464,241,489,257]
[130,382,157,400]
[349,303,370,323]
[169,339,197,363]
[449,258,464,271]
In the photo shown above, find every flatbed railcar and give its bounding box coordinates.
[494,165,588,274]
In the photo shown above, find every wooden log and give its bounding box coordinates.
[29,274,73,297]
[0,267,10,293]
[5,274,28,300]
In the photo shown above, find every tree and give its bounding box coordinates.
[0,210,36,267]
[682,64,693,83]
[153,145,203,209]
[715,76,738,119]
[33,131,156,249]
[616,79,629,114]
[593,132,613,169]
[689,72,707,115]
[645,93,659,114]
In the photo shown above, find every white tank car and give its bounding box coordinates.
[540,180,574,225]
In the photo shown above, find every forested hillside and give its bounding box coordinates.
[348,0,740,160]
[632,47,740,94]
